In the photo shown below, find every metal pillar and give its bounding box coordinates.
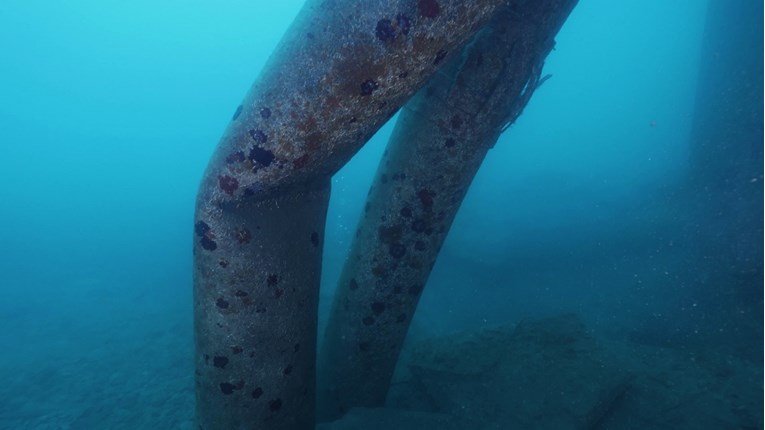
[193,0,503,428]
[318,0,578,420]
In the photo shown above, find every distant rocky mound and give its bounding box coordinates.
[320,314,762,430]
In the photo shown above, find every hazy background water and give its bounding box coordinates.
[0,0,760,428]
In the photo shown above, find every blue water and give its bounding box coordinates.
[0,1,761,429]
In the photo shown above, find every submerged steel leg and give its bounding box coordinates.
[192,0,504,428]
[318,0,578,420]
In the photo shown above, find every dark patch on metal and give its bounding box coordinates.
[400,207,412,218]
[235,290,248,297]
[252,387,263,399]
[362,316,375,326]
[218,258,229,268]
[433,49,448,65]
[418,0,441,18]
[349,278,359,291]
[310,231,319,247]
[375,19,396,42]
[267,274,280,287]
[231,346,243,354]
[283,365,293,375]
[236,228,251,244]
[248,145,275,167]
[195,221,211,237]
[360,79,379,96]
[259,107,271,119]
[216,297,229,309]
[417,189,435,208]
[220,380,244,395]
[213,356,229,369]
[200,236,217,251]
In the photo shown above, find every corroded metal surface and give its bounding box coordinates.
[318,0,578,420]
[193,0,504,428]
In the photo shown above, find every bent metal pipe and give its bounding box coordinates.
[319,0,578,421]
[192,0,504,428]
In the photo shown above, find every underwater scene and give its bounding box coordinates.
[0,0,762,429]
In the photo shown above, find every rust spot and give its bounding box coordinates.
[236,228,252,244]
[293,154,309,169]
[218,175,239,195]
[417,189,435,208]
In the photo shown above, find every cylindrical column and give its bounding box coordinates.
[194,184,330,429]
[319,0,577,420]
[193,0,505,428]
